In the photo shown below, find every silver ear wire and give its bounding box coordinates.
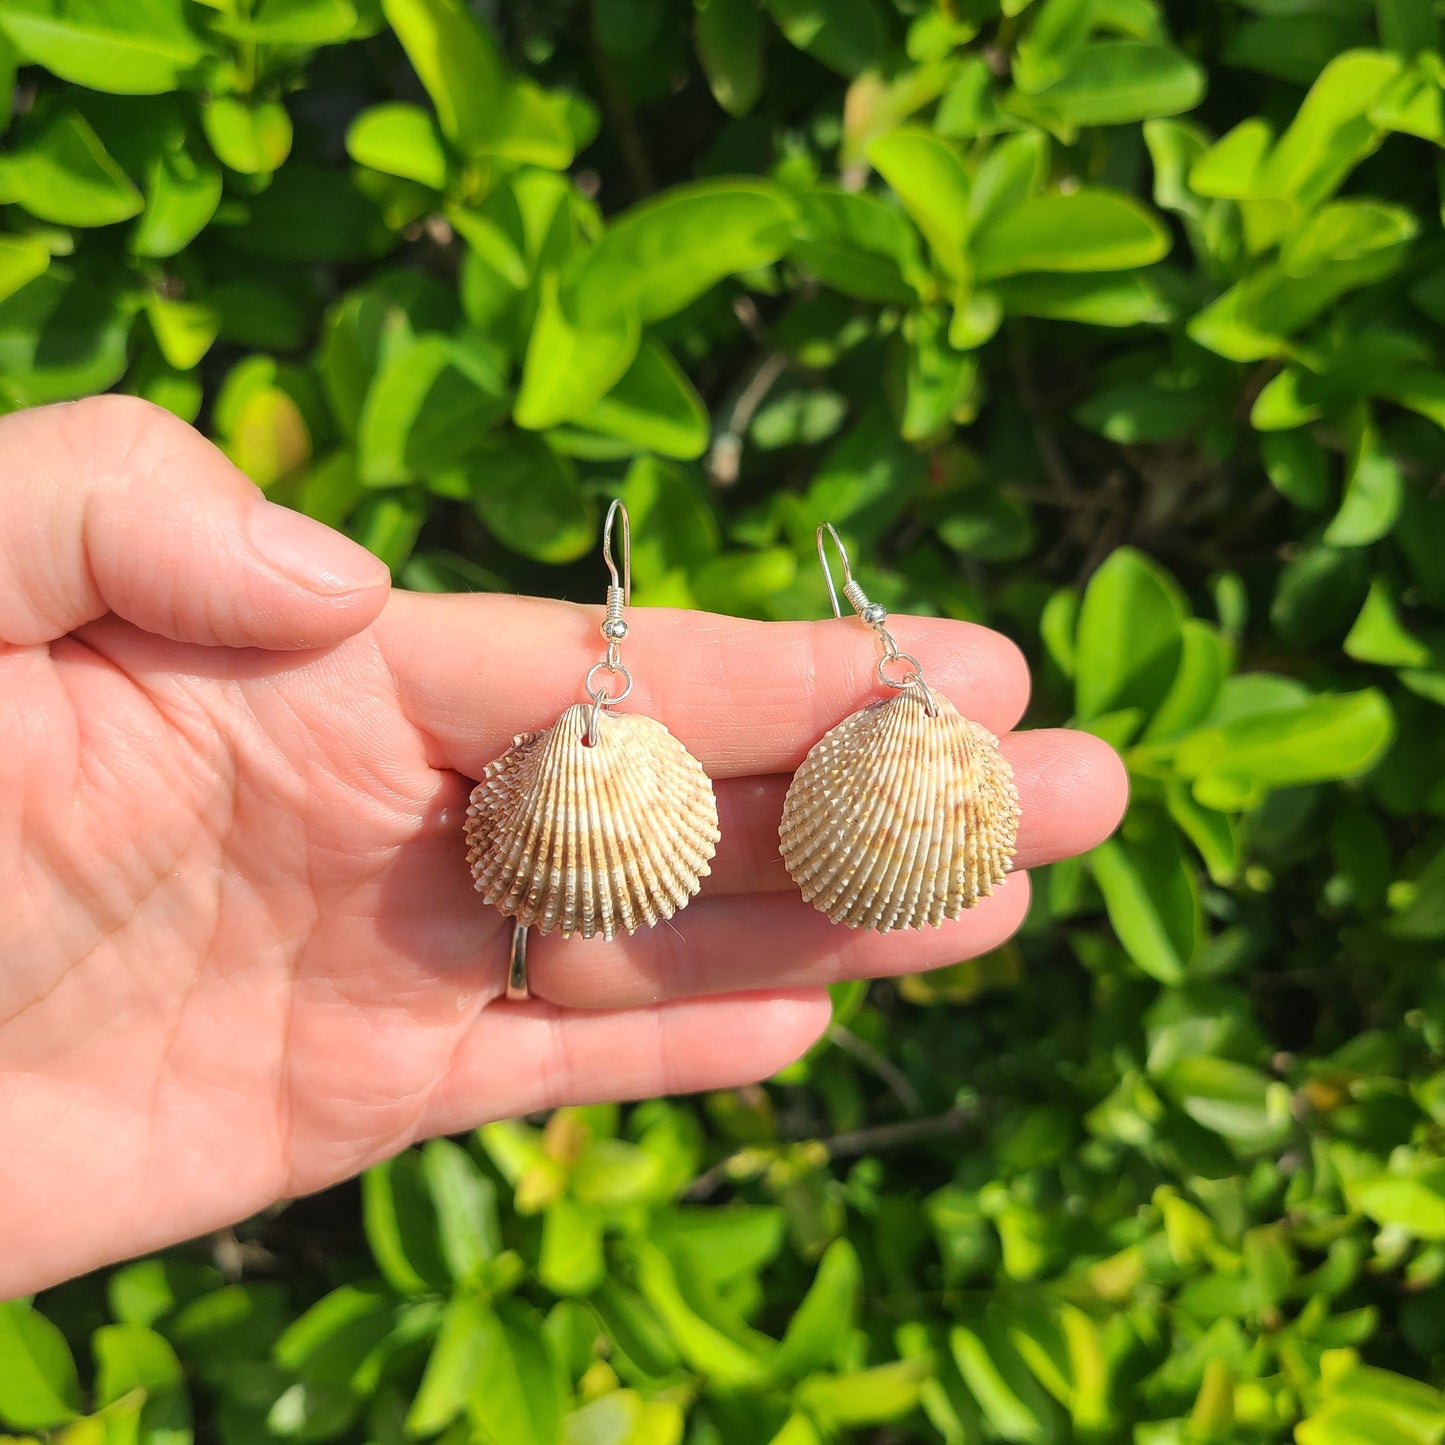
[816,523,886,624]
[586,499,634,742]
[815,522,936,716]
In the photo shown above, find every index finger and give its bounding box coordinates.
[374,593,1031,780]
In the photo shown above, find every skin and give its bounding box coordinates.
[0,397,1128,1298]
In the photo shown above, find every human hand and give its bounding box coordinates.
[0,397,1127,1297]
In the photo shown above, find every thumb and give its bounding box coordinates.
[0,396,391,650]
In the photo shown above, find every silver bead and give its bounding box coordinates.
[861,602,887,625]
[602,617,629,641]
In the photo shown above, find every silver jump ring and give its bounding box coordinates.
[877,655,940,715]
[505,923,530,1000]
[878,651,925,689]
[584,659,634,705]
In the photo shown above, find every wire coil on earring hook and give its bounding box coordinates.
[816,523,939,716]
[584,499,635,744]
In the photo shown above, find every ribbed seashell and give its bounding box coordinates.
[465,704,719,941]
[779,688,1019,932]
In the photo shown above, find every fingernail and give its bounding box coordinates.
[249,500,391,595]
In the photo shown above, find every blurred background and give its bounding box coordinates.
[2,0,1444,1441]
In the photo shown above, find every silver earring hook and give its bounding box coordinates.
[603,498,631,607]
[814,521,938,716]
[585,498,634,743]
[816,522,883,624]
[816,523,852,619]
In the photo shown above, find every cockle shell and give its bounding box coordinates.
[779,689,1020,932]
[465,704,719,941]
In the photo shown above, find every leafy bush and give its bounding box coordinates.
[3,0,1445,1441]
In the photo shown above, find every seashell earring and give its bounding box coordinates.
[778,525,1021,932]
[465,500,720,944]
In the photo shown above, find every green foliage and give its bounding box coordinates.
[5,0,1445,1440]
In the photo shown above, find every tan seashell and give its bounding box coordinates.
[466,704,719,941]
[779,688,1019,932]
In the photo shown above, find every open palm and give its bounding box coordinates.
[0,398,1126,1297]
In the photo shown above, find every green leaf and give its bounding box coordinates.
[407,1293,490,1436]
[993,269,1174,325]
[696,0,764,116]
[1089,809,1199,984]
[763,0,889,77]
[212,0,358,43]
[1265,50,1399,207]
[0,0,207,95]
[107,1259,223,1329]
[515,278,640,431]
[1158,1057,1292,1149]
[1189,116,1274,200]
[1281,200,1417,275]
[575,340,710,459]
[1261,428,1331,508]
[0,271,134,406]
[215,356,313,487]
[0,108,142,226]
[0,235,49,304]
[1165,785,1239,884]
[144,292,218,370]
[967,130,1048,231]
[647,1206,783,1285]
[1076,381,1207,443]
[1378,0,1440,58]
[91,1325,190,1445]
[0,1302,80,1431]
[476,80,575,169]
[1074,545,1187,726]
[773,1239,861,1380]
[421,1138,501,1283]
[358,333,507,485]
[361,1151,453,1297]
[563,1392,685,1445]
[1298,1360,1445,1445]
[274,1283,397,1392]
[1144,117,1209,211]
[895,311,976,442]
[350,488,427,570]
[131,138,222,258]
[1014,42,1206,130]
[465,1300,571,1445]
[380,0,505,148]
[974,191,1169,279]
[1352,1165,1445,1240]
[1012,0,1092,95]
[166,1282,289,1382]
[1325,417,1403,547]
[1175,688,1395,810]
[589,1280,682,1379]
[792,186,924,303]
[539,1198,607,1298]
[796,1359,932,1429]
[201,96,293,175]
[346,103,448,189]
[950,1322,1056,1443]
[1345,579,1433,668]
[455,432,596,563]
[572,1138,667,1208]
[631,1242,772,1387]
[1143,620,1231,742]
[764,1416,826,1445]
[569,180,795,326]
[867,128,972,279]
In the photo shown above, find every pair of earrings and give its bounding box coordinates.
[464,503,1020,948]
